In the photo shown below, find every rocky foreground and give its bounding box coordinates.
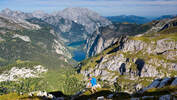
[3,77,175,100]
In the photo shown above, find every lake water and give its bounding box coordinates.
[67,40,86,47]
[68,40,86,62]
[72,50,86,62]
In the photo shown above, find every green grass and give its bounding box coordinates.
[0,57,6,62]
[44,68,85,95]
[0,93,28,100]
[0,66,84,95]
[0,21,83,96]
[131,31,177,43]
[0,27,72,68]
[0,93,46,100]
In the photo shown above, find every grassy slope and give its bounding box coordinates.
[0,93,46,100]
[0,27,70,67]
[0,19,84,96]
[0,63,84,95]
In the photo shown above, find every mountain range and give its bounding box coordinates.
[106,15,177,24]
[106,15,151,24]
[0,7,176,100]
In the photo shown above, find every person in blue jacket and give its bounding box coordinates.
[88,76,97,93]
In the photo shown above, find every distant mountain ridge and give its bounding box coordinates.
[156,14,177,20]
[106,15,151,24]
[106,14,177,24]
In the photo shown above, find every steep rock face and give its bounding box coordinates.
[86,17,177,57]
[79,18,177,93]
[81,36,177,80]
[56,7,111,34]
[86,23,152,57]
[52,39,72,58]
[41,16,88,43]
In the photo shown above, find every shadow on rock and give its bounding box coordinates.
[74,90,113,100]
[48,91,67,98]
[119,63,126,75]
[135,59,145,76]
[74,90,131,100]
[21,96,49,100]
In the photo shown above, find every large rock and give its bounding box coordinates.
[142,79,161,91]
[13,34,31,42]
[159,95,171,100]
[81,29,177,83]
[158,77,171,88]
[97,96,104,100]
[0,65,47,82]
[171,77,177,86]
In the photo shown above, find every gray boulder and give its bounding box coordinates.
[171,77,177,86]
[158,77,171,88]
[159,95,171,100]
[97,96,104,100]
[142,79,161,92]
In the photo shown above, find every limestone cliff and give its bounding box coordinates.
[86,22,152,57]
[86,17,177,57]
[79,17,177,93]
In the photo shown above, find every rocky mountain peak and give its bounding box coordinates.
[1,8,13,15]
[0,8,32,19]
[61,7,99,19]
[55,7,111,33]
[32,10,48,18]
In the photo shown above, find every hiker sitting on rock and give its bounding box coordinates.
[88,76,99,93]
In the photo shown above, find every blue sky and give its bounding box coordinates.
[0,0,177,17]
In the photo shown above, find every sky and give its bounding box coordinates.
[0,0,177,17]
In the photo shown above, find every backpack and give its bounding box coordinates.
[91,77,97,86]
